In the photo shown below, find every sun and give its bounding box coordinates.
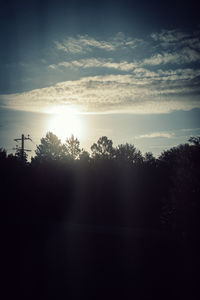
[45,105,83,142]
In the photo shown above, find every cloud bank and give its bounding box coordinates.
[1,71,200,114]
[1,29,200,114]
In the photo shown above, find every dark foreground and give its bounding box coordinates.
[2,137,200,299]
[4,222,199,300]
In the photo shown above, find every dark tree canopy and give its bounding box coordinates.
[188,136,200,146]
[15,147,28,162]
[115,143,143,164]
[143,152,156,165]
[2,133,200,300]
[79,150,90,162]
[159,140,200,230]
[2,132,200,232]
[34,132,64,162]
[91,136,114,160]
[0,148,6,160]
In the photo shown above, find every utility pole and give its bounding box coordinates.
[13,134,32,161]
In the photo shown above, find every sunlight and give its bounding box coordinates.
[46,105,84,142]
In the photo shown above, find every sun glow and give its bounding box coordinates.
[46,105,84,142]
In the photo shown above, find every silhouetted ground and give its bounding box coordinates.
[5,221,199,300]
[2,137,200,299]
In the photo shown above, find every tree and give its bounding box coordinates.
[115,143,143,164]
[188,136,200,147]
[15,147,28,163]
[144,152,156,165]
[159,143,193,168]
[91,136,114,160]
[159,142,200,231]
[79,150,90,162]
[0,148,7,160]
[63,134,81,160]
[34,132,63,161]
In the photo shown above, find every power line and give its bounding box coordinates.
[13,134,32,161]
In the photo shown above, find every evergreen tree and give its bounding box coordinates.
[63,134,81,160]
[34,132,63,161]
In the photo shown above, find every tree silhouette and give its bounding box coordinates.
[91,136,114,160]
[144,152,156,164]
[15,147,28,163]
[63,134,81,160]
[79,149,90,162]
[0,148,7,160]
[2,132,200,232]
[188,136,200,146]
[159,141,200,231]
[115,143,143,164]
[33,132,63,162]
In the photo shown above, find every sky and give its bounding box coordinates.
[0,0,200,157]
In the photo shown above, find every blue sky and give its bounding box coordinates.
[0,0,200,157]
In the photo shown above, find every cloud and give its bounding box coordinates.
[181,127,200,133]
[136,132,174,139]
[1,73,200,114]
[55,33,139,54]
[48,64,57,69]
[151,29,191,44]
[49,58,137,72]
[151,29,200,50]
[49,55,200,79]
[50,31,200,73]
[141,47,200,66]
[145,29,200,67]
[51,58,200,86]
[1,29,200,115]
[133,67,200,81]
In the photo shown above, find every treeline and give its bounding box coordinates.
[1,133,200,232]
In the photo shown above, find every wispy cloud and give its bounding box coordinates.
[151,29,200,49]
[140,47,200,66]
[136,132,174,139]
[55,33,140,54]
[49,57,200,81]
[50,30,200,73]
[133,67,200,81]
[180,127,200,133]
[147,29,200,66]
[49,58,137,71]
[151,29,191,44]
[55,38,114,53]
